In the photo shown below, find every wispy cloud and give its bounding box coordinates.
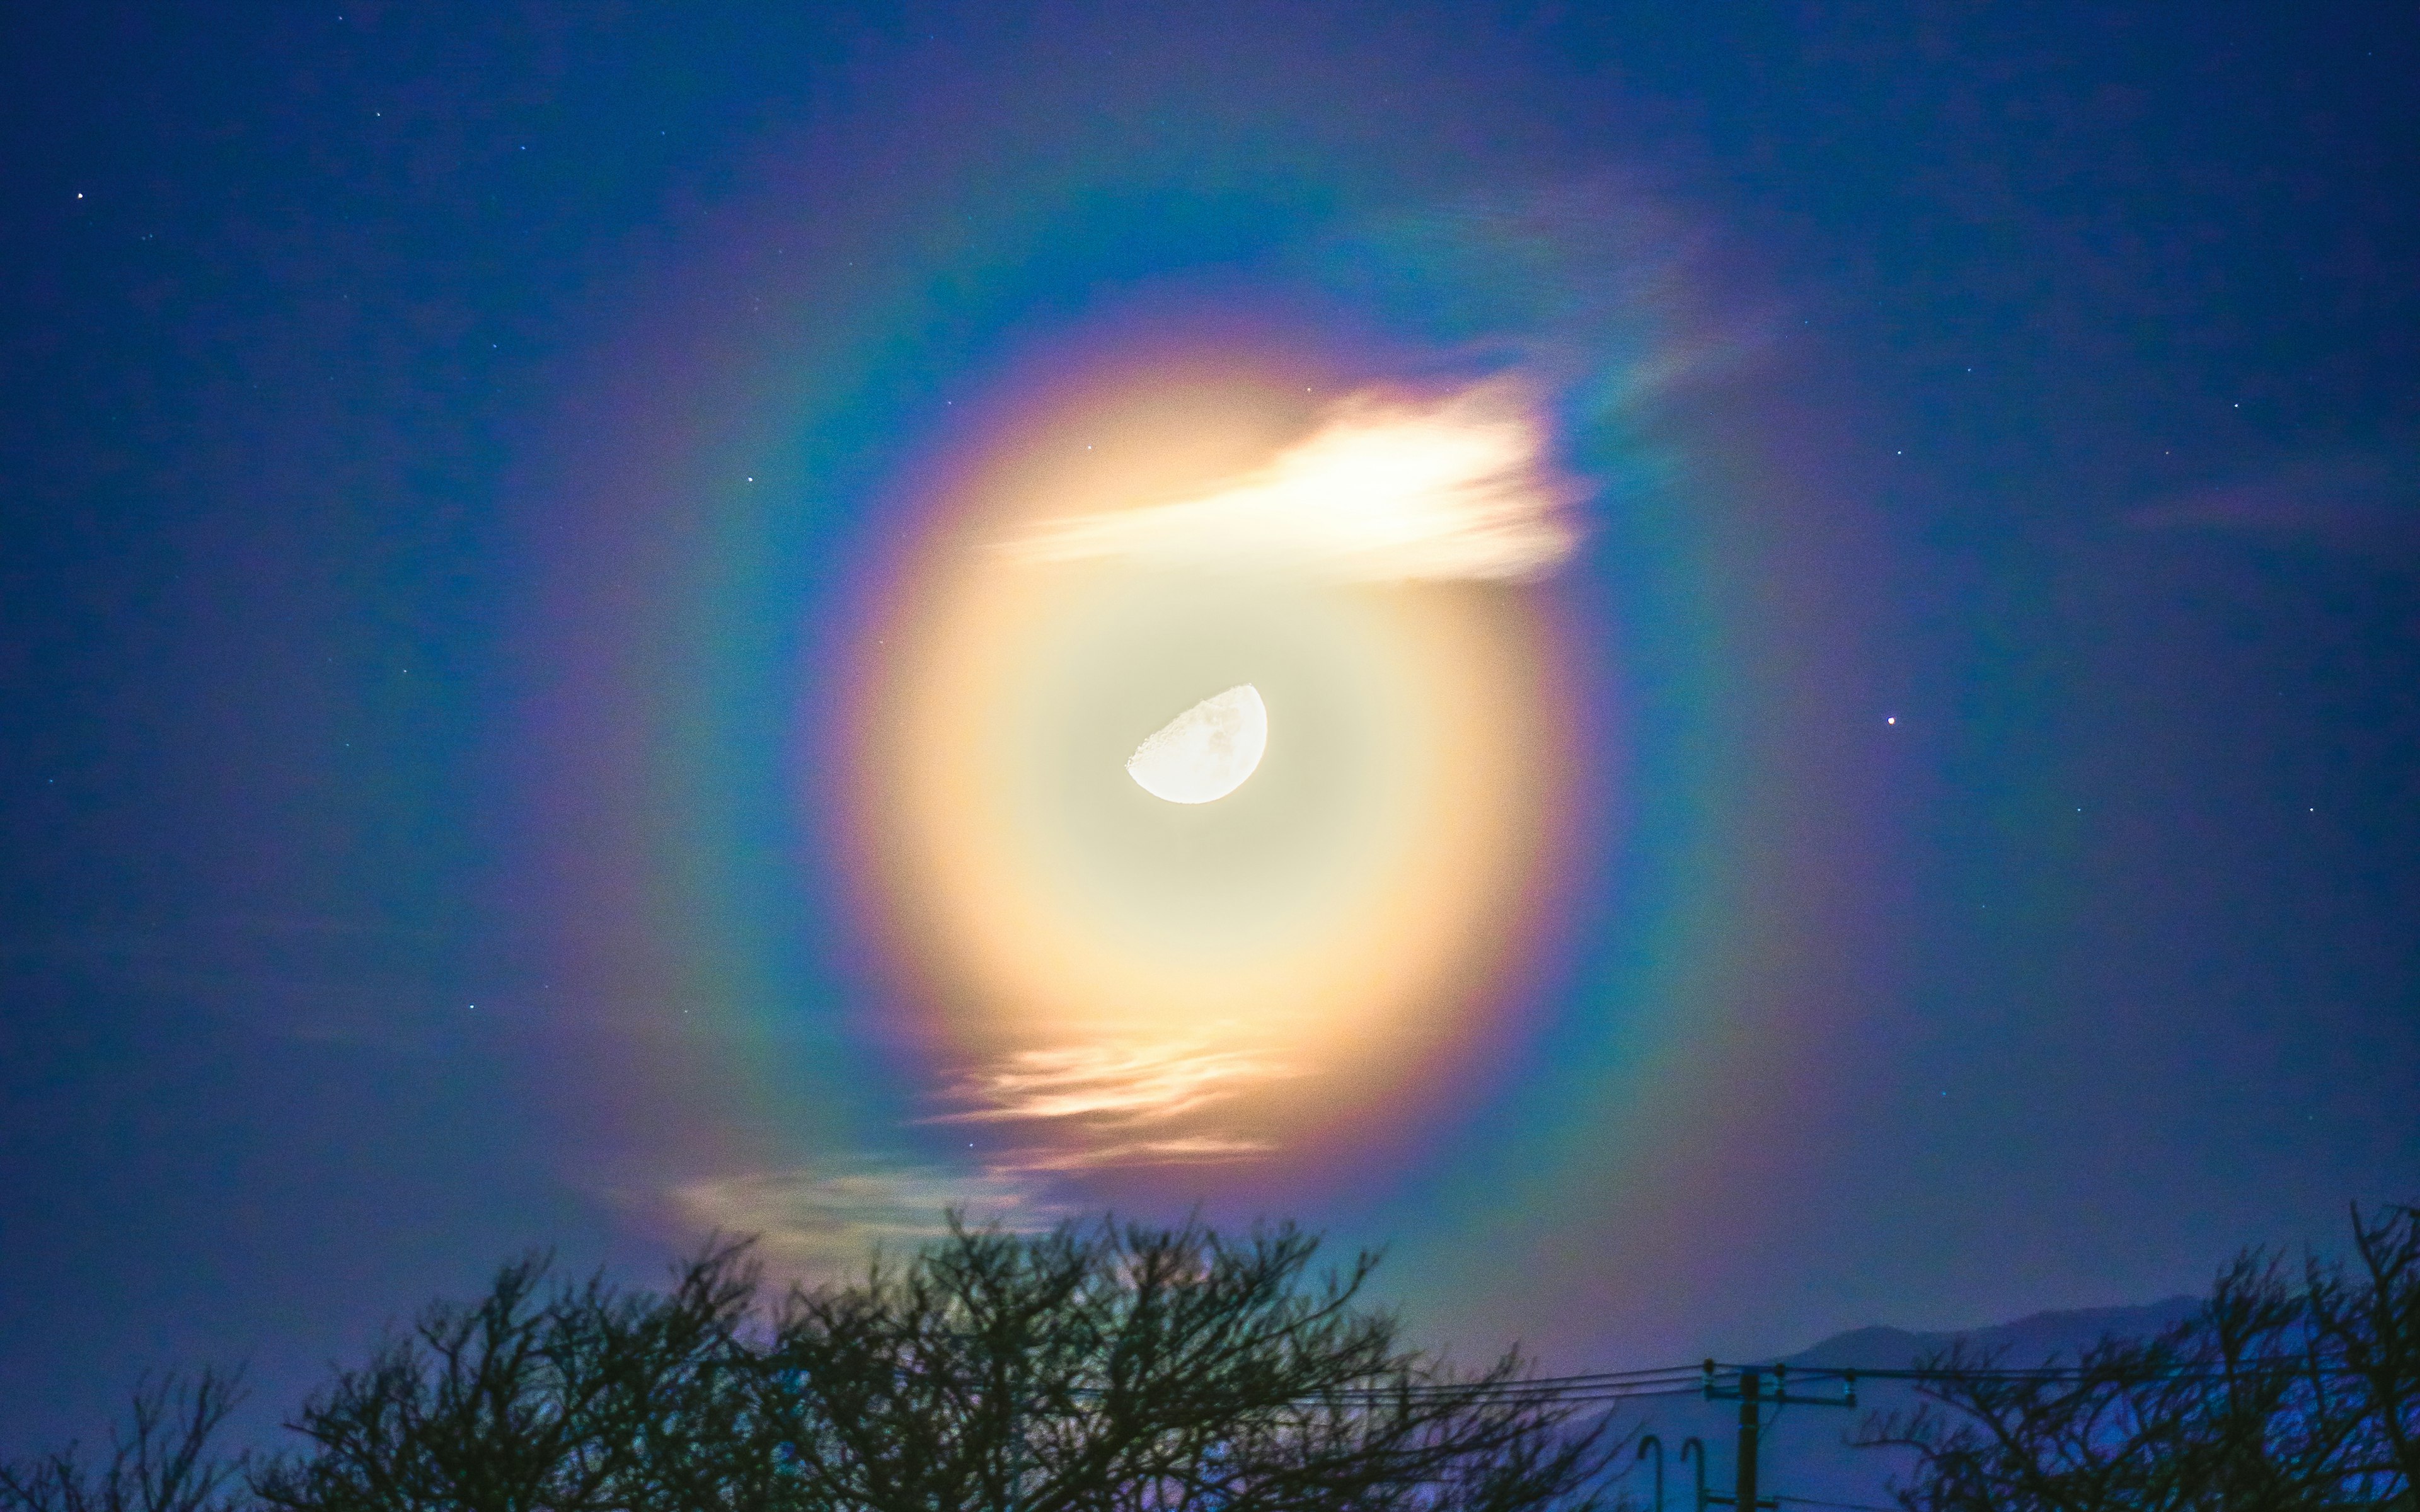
[986,1136,1277,1174]
[664,1041,1303,1274]
[670,1162,1068,1278]
[2123,444,2419,547]
[929,1040,1298,1127]
[996,376,1579,583]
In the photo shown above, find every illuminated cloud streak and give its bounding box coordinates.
[671,1162,1066,1278]
[998,377,1579,582]
[930,1039,1299,1127]
[989,1136,1277,1174]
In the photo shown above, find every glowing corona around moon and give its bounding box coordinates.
[1126,684,1269,803]
[855,367,1581,1154]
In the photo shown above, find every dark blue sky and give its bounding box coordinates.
[3,0,2414,1451]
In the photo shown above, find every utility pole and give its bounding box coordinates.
[1697,1361,1857,1512]
[1736,1367,1761,1512]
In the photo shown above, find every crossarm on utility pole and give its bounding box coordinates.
[1697,1360,1856,1511]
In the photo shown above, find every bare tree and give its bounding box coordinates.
[1856,1202,2419,1512]
[252,1240,763,1512]
[1,1371,250,1512]
[245,1216,1616,1512]
[2307,1203,2420,1503]
[754,1214,1618,1512]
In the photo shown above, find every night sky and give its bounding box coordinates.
[4,1,2415,1452]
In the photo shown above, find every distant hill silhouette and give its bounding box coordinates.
[1780,1293,2205,1372]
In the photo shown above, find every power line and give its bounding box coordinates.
[1374,1354,2385,1404]
[1727,1358,2369,1386]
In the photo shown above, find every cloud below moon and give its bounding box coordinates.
[669,1162,1068,1279]
[930,1038,1300,1126]
[996,376,1579,583]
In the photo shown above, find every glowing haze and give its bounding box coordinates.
[855,367,1583,1181]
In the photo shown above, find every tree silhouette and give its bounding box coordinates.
[2306,1201,2420,1498]
[752,1215,1614,1512]
[238,1215,1616,1512]
[1856,1202,2420,1512]
[251,1240,761,1512]
[0,1370,251,1512]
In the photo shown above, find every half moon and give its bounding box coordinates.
[1126,685,1269,804]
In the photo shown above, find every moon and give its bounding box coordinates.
[1126,684,1269,804]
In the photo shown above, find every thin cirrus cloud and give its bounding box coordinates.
[2122,442,2420,547]
[927,1039,1299,1127]
[996,376,1581,583]
[664,1138,1276,1282]
[670,1163,1068,1278]
[988,1135,1277,1173]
